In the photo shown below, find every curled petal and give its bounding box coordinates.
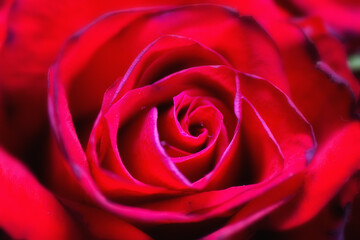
[119,107,192,189]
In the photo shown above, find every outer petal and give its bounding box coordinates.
[271,121,360,229]
[265,20,357,142]
[62,199,152,240]
[289,0,360,34]
[0,148,81,240]
[297,17,360,98]
[203,172,304,239]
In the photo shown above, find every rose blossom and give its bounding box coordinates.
[46,3,360,239]
[0,1,360,239]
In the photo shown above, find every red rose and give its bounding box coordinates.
[45,4,360,239]
[0,1,360,239]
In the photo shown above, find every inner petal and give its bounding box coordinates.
[92,66,238,191]
[157,93,227,182]
[118,107,191,189]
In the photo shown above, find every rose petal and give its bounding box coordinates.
[0,148,81,239]
[239,73,315,169]
[140,171,305,221]
[289,0,360,34]
[173,123,229,183]
[69,155,304,224]
[159,93,210,153]
[84,112,189,203]
[297,17,360,98]
[265,20,356,142]
[239,98,284,182]
[118,107,192,189]
[47,134,89,202]
[102,35,230,111]
[63,199,152,240]
[272,121,360,229]
[162,97,227,182]
[203,172,304,240]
